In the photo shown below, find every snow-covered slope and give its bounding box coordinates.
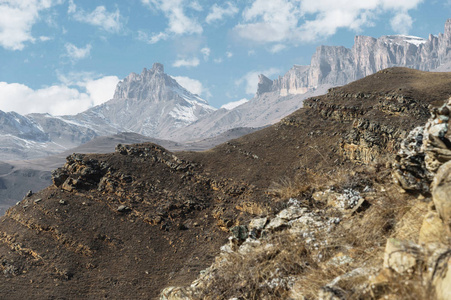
[0,111,98,160]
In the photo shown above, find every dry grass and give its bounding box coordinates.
[192,233,316,300]
[188,159,436,299]
[268,163,382,201]
[267,175,311,200]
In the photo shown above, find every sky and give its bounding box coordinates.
[0,0,450,116]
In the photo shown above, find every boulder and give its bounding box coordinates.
[419,205,447,244]
[383,238,420,275]
[431,160,451,233]
[432,253,451,300]
[159,286,192,300]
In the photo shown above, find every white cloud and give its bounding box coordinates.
[172,76,204,95]
[68,0,123,33]
[83,76,120,106]
[0,74,119,116]
[226,51,233,58]
[206,2,239,24]
[138,31,169,44]
[172,57,200,67]
[269,44,287,53]
[65,43,92,61]
[390,11,413,34]
[234,0,423,45]
[201,47,211,61]
[221,98,249,110]
[234,0,299,44]
[141,0,202,43]
[39,36,52,42]
[213,58,223,64]
[138,31,170,44]
[0,0,59,50]
[189,1,203,12]
[236,68,280,94]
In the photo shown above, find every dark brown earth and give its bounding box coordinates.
[1,68,451,299]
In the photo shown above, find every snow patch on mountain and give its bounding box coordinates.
[221,98,249,110]
[385,35,427,47]
[169,104,198,122]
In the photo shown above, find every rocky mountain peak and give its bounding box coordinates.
[113,63,179,101]
[444,18,451,35]
[256,74,273,96]
[152,62,164,73]
[84,62,215,138]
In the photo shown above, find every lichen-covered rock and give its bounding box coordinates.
[159,286,192,300]
[392,126,430,192]
[383,238,420,275]
[393,99,451,193]
[230,225,248,241]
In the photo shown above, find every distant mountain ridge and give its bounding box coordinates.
[2,20,451,160]
[266,20,451,97]
[169,19,451,141]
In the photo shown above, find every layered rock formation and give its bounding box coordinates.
[264,19,451,98]
[170,19,451,143]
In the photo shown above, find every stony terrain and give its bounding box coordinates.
[0,68,450,299]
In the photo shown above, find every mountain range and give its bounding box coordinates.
[2,19,451,215]
[2,19,451,162]
[4,20,451,162]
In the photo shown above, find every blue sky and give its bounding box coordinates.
[0,0,450,115]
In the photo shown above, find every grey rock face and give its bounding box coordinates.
[256,74,273,96]
[78,62,215,138]
[263,19,451,99]
[0,111,48,142]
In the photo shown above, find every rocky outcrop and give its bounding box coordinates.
[51,153,110,192]
[256,74,273,96]
[271,65,310,96]
[393,99,451,193]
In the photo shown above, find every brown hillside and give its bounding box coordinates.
[0,68,451,299]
